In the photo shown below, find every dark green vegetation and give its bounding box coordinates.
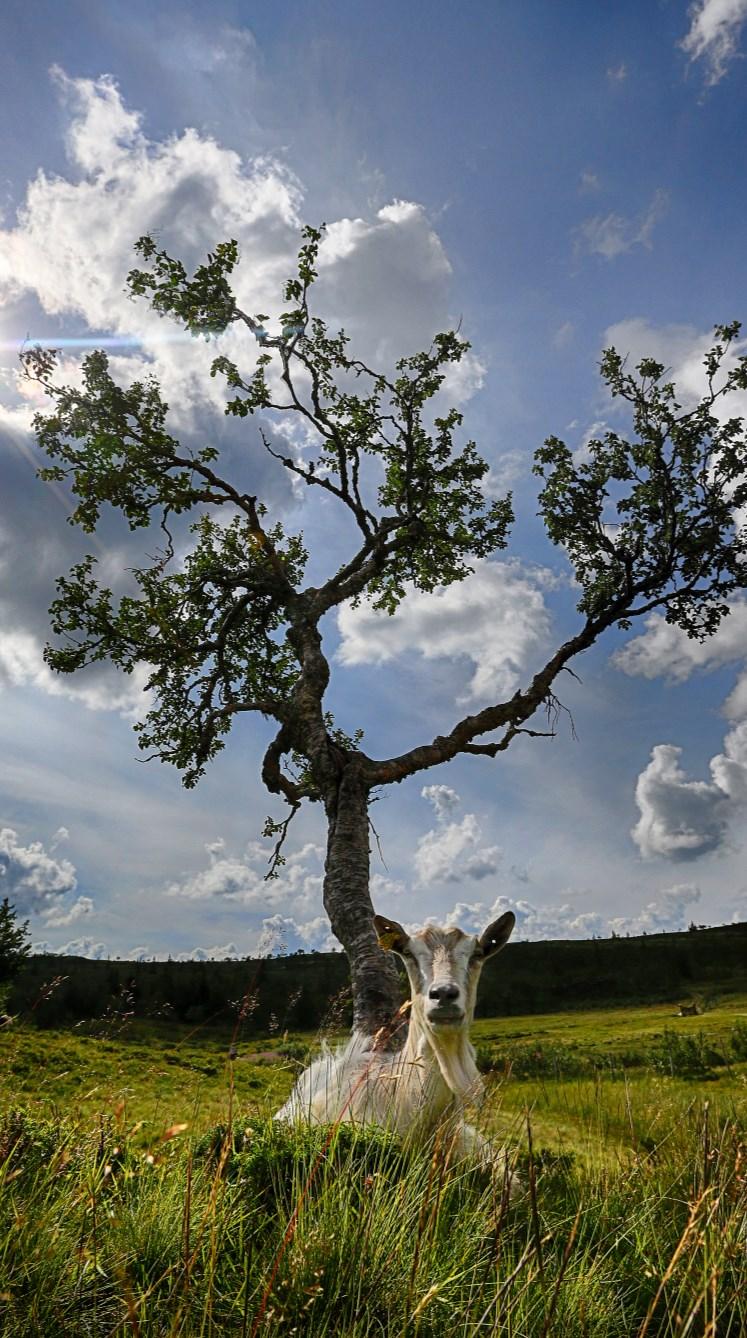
[21,226,747,1033]
[8,921,747,1030]
[0,900,30,1012]
[1,997,746,1335]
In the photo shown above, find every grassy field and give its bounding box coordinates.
[1,998,745,1334]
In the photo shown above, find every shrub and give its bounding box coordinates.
[646,1030,724,1079]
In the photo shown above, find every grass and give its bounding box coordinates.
[1,999,746,1334]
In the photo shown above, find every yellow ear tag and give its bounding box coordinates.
[377,928,400,950]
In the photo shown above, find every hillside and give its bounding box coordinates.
[7,920,747,1031]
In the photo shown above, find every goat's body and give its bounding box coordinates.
[275,913,517,1174]
[276,1005,492,1162]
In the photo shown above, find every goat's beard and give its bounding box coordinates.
[425,1020,483,1101]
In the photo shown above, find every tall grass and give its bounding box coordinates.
[0,1076,745,1335]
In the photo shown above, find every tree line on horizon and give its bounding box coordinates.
[5,919,747,1032]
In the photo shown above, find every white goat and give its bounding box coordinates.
[275,910,516,1166]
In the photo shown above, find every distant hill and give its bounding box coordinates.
[8,921,747,1032]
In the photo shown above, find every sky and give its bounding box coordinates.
[1,0,747,961]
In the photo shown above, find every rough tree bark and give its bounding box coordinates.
[322,762,403,1038]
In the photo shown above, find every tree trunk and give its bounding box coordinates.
[323,762,403,1038]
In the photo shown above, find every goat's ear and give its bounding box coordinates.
[373,915,409,953]
[477,911,515,959]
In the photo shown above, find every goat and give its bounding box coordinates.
[275,909,516,1168]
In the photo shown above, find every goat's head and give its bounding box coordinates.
[373,911,515,1033]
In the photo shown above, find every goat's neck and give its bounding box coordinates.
[404,999,483,1105]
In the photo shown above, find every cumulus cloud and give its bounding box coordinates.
[256,914,338,956]
[32,935,109,959]
[166,838,324,917]
[42,895,95,929]
[577,189,668,260]
[631,742,747,860]
[481,450,527,496]
[0,66,488,735]
[603,318,747,427]
[443,894,604,941]
[444,883,704,942]
[680,0,747,86]
[337,558,553,703]
[609,883,702,935]
[613,600,747,684]
[0,68,302,341]
[0,827,98,932]
[0,826,77,913]
[422,785,460,819]
[604,318,747,863]
[0,624,151,718]
[415,787,501,886]
[173,943,240,962]
[711,720,747,804]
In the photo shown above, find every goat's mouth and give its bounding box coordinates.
[426,1008,465,1026]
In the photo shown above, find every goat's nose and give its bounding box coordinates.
[428,983,460,1002]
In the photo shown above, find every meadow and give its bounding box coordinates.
[1,996,745,1335]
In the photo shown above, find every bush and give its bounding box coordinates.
[728,1019,747,1061]
[646,1030,724,1079]
[194,1117,408,1205]
[477,1040,591,1079]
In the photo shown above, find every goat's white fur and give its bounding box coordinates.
[275,911,515,1168]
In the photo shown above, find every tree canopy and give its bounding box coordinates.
[20,226,747,1030]
[0,898,31,988]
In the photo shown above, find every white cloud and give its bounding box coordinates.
[42,895,95,929]
[613,599,747,684]
[444,894,604,941]
[0,67,495,743]
[481,450,527,495]
[415,788,501,886]
[369,872,407,906]
[605,319,747,852]
[31,935,109,959]
[606,62,628,83]
[609,883,702,935]
[0,69,305,433]
[578,189,668,260]
[445,883,704,942]
[422,785,460,819]
[337,558,553,703]
[602,318,747,428]
[711,719,747,804]
[255,914,338,955]
[0,826,77,912]
[165,838,324,916]
[0,622,151,718]
[553,320,575,349]
[631,743,743,860]
[174,943,240,961]
[724,671,747,721]
[0,70,475,458]
[680,0,747,86]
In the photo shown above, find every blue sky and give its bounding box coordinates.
[1,0,747,960]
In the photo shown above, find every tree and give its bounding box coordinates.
[0,898,31,997]
[21,227,747,1035]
